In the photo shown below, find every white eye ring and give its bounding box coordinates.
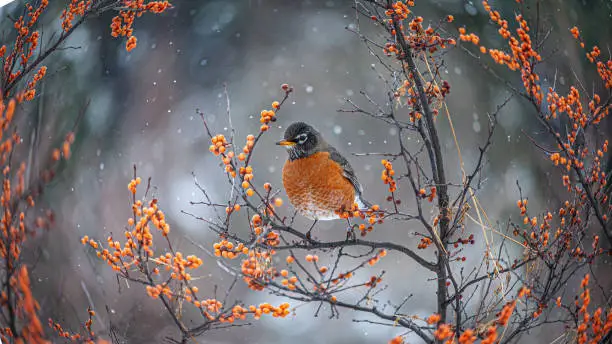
[296,133,308,144]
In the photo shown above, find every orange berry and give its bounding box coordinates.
[286,256,295,264]
[426,314,441,324]
[246,188,254,197]
[274,198,283,207]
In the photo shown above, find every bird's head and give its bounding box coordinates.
[276,122,322,160]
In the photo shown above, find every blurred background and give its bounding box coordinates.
[1,0,611,342]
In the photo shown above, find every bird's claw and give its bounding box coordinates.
[303,230,316,245]
[345,225,356,242]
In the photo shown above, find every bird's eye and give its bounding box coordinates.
[295,133,308,144]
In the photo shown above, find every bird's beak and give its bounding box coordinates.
[276,139,296,146]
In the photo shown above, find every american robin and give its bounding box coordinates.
[276,122,370,237]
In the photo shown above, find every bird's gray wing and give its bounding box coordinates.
[327,146,363,195]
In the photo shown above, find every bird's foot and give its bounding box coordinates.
[303,219,318,245]
[304,230,316,245]
[345,225,357,242]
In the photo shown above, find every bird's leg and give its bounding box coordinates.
[305,220,318,242]
[345,218,356,241]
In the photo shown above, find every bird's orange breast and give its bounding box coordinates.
[282,152,355,220]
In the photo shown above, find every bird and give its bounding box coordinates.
[276,122,370,238]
